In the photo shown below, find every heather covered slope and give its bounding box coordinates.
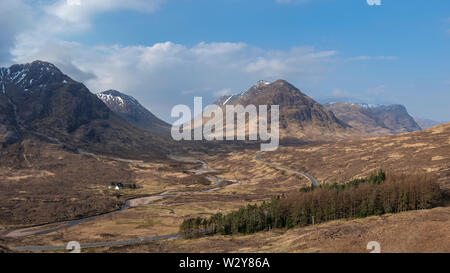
[0,140,129,226]
[266,122,450,192]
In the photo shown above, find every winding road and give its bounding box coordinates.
[7,154,239,252]
[255,151,319,187]
[8,151,317,252]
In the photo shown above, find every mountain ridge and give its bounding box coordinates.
[324,102,421,135]
[97,89,170,135]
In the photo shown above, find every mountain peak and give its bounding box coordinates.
[97,90,169,134]
[8,60,63,76]
[211,80,352,141]
[101,89,123,96]
[0,60,69,94]
[30,60,59,68]
[97,89,140,107]
[355,103,384,109]
[100,89,132,98]
[254,80,270,87]
[272,79,293,86]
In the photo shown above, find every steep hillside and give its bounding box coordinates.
[209,80,354,142]
[325,102,421,135]
[0,61,169,160]
[97,90,170,135]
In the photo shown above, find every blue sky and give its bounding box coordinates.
[1,0,449,122]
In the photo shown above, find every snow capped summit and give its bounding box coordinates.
[216,80,305,106]
[255,80,270,87]
[327,102,386,109]
[356,103,383,109]
[0,60,70,94]
[97,91,126,107]
[97,89,170,134]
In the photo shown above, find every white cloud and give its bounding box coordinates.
[46,0,164,25]
[0,0,166,64]
[11,38,96,83]
[214,88,234,97]
[0,0,34,64]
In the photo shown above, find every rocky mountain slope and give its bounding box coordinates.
[324,102,421,135]
[97,90,170,135]
[210,80,354,142]
[0,61,168,160]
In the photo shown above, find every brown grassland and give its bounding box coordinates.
[90,206,450,253]
[1,123,449,252]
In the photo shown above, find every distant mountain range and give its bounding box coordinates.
[0,61,442,158]
[97,90,170,135]
[324,102,422,135]
[213,81,432,140]
[0,60,168,160]
[414,117,443,130]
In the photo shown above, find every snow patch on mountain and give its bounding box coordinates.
[356,103,384,109]
[222,95,234,105]
[0,61,69,94]
[97,93,126,107]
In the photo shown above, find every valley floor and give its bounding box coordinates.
[1,124,450,253]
